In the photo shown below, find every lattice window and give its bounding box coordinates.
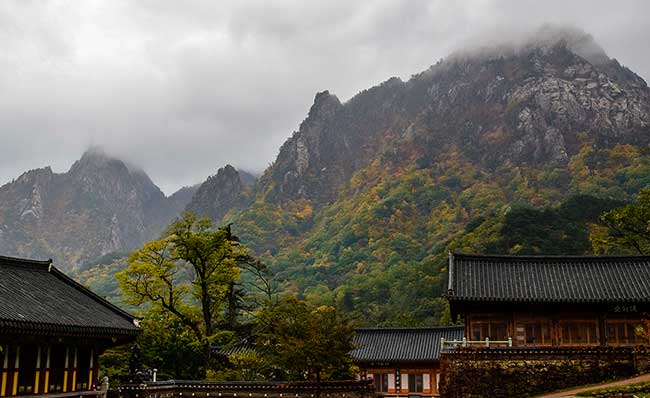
[559,320,599,345]
[470,320,508,341]
[606,320,643,345]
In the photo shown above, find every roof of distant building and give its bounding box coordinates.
[447,252,650,303]
[212,337,258,357]
[0,254,140,338]
[351,327,464,363]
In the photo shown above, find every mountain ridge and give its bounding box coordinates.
[225,26,650,324]
[0,148,197,269]
[250,28,648,214]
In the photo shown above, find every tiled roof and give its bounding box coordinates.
[351,327,464,363]
[0,255,140,338]
[447,252,650,303]
[212,338,257,357]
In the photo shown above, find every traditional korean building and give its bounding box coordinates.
[0,255,140,397]
[446,252,650,347]
[351,327,463,397]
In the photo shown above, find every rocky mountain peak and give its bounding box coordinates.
[309,90,341,116]
[70,146,117,171]
[68,147,164,203]
[523,25,608,64]
[0,149,195,269]
[184,165,252,223]
[257,26,650,208]
[14,166,54,185]
[448,25,608,65]
[219,164,239,178]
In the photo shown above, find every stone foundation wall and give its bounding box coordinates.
[439,347,642,398]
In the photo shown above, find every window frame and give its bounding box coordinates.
[408,373,423,393]
[606,319,643,346]
[558,320,600,346]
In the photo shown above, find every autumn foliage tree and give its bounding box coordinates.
[255,296,357,383]
[116,213,267,376]
[591,188,650,254]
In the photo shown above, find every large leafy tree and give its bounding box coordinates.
[116,213,267,376]
[100,308,205,383]
[591,188,650,254]
[256,296,357,383]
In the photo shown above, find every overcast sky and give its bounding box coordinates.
[1,0,649,194]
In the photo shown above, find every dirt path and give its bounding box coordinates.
[538,373,650,397]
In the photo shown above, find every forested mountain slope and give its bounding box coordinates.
[227,27,650,325]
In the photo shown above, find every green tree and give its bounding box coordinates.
[99,308,204,383]
[137,308,205,379]
[116,213,264,376]
[209,350,271,381]
[256,296,357,384]
[591,188,650,254]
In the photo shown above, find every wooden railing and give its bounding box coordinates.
[114,379,375,398]
[441,337,513,351]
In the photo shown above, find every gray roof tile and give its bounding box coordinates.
[448,252,650,303]
[351,327,464,362]
[0,255,140,337]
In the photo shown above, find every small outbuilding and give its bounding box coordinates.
[351,327,463,397]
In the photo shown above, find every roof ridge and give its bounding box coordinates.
[452,252,650,261]
[356,326,464,331]
[0,254,52,266]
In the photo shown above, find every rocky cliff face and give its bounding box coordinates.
[257,28,649,207]
[184,165,253,223]
[0,148,194,270]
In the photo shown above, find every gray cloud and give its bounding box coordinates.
[0,0,648,194]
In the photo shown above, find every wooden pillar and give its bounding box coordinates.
[395,369,401,393]
[599,313,607,346]
[43,346,51,394]
[434,369,441,394]
[11,346,20,397]
[88,349,94,391]
[71,347,78,392]
[1,345,8,397]
[63,347,69,393]
[511,310,517,346]
[93,349,100,390]
[34,346,42,394]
